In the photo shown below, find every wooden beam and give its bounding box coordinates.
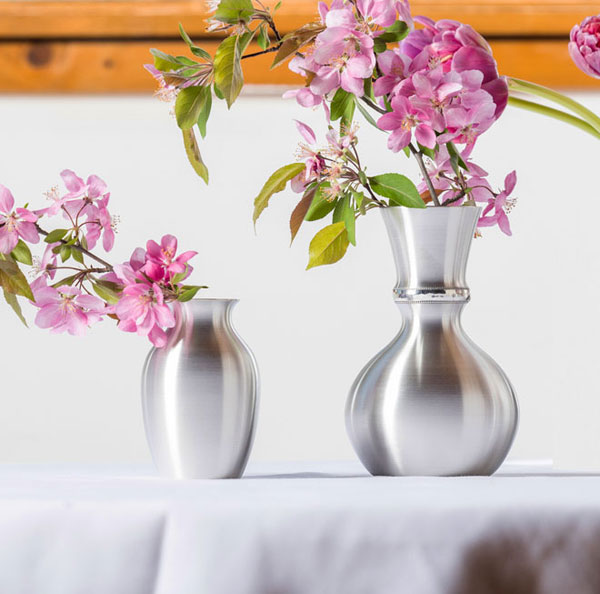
[0,38,595,93]
[0,0,596,38]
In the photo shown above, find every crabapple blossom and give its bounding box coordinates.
[144,235,197,282]
[32,281,105,336]
[377,95,437,151]
[0,184,39,254]
[114,281,176,348]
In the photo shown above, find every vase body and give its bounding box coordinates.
[346,206,518,476]
[142,299,259,479]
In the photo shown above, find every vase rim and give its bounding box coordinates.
[383,204,481,212]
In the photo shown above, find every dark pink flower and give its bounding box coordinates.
[569,15,600,79]
[401,18,508,118]
[144,234,197,281]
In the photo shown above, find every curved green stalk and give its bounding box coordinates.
[508,96,600,140]
[508,77,600,134]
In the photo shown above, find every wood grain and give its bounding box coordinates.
[0,0,596,38]
[0,38,595,93]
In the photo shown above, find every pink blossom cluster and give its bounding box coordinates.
[0,172,201,347]
[377,17,507,151]
[104,235,197,347]
[284,0,515,234]
[285,0,407,106]
[39,170,116,251]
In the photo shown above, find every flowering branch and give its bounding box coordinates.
[0,171,206,347]
[35,224,113,271]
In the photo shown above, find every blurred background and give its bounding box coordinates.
[0,0,599,470]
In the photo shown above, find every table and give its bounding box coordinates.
[1,462,599,594]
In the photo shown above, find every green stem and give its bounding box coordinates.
[508,97,600,140]
[508,77,600,134]
[409,144,440,207]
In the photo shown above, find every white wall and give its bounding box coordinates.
[0,88,599,469]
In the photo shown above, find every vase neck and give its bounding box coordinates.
[166,299,238,348]
[382,206,480,304]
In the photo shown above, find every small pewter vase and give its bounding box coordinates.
[142,299,259,479]
[346,206,518,476]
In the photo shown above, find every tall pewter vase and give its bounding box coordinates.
[142,299,259,479]
[346,206,518,476]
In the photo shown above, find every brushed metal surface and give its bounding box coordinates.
[346,206,518,476]
[141,299,259,479]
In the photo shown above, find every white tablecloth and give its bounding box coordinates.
[1,461,599,594]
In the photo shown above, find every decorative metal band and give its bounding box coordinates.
[393,287,471,303]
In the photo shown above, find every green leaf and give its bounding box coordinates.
[305,183,337,221]
[330,88,353,122]
[418,144,436,160]
[179,24,212,60]
[289,185,317,243]
[197,88,212,138]
[373,38,387,54]
[332,195,356,246]
[350,188,369,215]
[369,173,426,208]
[2,289,27,326]
[0,256,34,301]
[178,285,206,302]
[447,141,468,175]
[182,128,209,184]
[341,96,356,131]
[59,244,71,262]
[306,222,349,269]
[257,25,270,50]
[213,82,224,100]
[253,162,306,224]
[11,239,33,266]
[92,280,121,304]
[71,248,84,265]
[51,274,79,288]
[271,22,325,68]
[150,49,181,72]
[175,85,209,130]
[377,20,409,43]
[213,33,253,108]
[214,0,254,24]
[355,99,379,129]
[44,228,68,243]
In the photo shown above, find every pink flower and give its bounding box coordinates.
[377,95,437,151]
[356,0,398,28]
[437,93,497,145]
[58,170,115,250]
[569,15,600,79]
[291,121,326,193]
[0,184,39,254]
[33,281,105,336]
[114,281,176,348]
[373,49,411,96]
[144,234,197,282]
[477,171,517,235]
